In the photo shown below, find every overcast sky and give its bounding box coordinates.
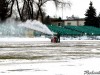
[45,0,100,19]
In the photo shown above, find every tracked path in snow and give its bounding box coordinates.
[0,41,100,60]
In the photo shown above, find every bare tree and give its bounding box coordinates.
[5,0,71,22]
[7,0,15,17]
[34,0,71,22]
[15,0,23,21]
[21,0,34,21]
[14,0,34,21]
[0,0,14,21]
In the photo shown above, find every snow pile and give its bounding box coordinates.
[60,36,100,41]
[0,36,100,42]
[0,37,51,42]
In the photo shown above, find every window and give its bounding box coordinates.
[67,22,71,25]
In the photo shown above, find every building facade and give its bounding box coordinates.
[64,18,85,26]
[50,18,64,26]
[50,18,85,26]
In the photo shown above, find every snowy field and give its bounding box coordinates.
[0,37,100,75]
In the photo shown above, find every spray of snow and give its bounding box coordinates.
[19,20,53,35]
[0,19,27,37]
[0,19,53,37]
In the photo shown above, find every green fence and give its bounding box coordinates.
[48,25,82,36]
[64,26,100,35]
[48,25,100,36]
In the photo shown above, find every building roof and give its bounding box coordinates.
[50,18,64,22]
[63,18,85,21]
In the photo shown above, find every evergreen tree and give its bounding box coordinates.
[0,0,9,21]
[43,15,51,25]
[98,14,100,27]
[84,1,99,27]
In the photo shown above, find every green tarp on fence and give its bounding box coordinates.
[64,26,100,35]
[48,25,82,35]
[48,25,100,36]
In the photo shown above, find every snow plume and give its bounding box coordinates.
[0,18,53,37]
[19,20,53,35]
[0,19,25,37]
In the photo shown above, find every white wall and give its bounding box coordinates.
[64,21,77,26]
[78,21,85,26]
[64,20,85,26]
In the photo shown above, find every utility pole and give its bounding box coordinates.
[61,0,64,19]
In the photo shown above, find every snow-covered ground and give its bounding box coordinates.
[0,37,100,75]
[0,36,100,42]
[0,1,99,74]
[1,58,100,75]
[0,37,51,42]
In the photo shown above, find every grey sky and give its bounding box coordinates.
[46,0,100,19]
